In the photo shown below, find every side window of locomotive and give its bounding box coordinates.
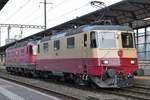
[67,37,75,48]
[90,31,97,48]
[54,40,60,50]
[133,33,136,48]
[37,45,40,54]
[33,45,37,55]
[29,45,33,55]
[26,47,28,53]
[43,43,49,53]
[0,55,3,62]
[21,49,24,56]
[16,50,19,56]
[84,34,87,47]
[121,33,134,48]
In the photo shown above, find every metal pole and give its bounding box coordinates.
[8,25,11,40]
[44,0,47,30]
[0,27,2,46]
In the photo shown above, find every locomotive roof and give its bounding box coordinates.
[41,25,133,42]
[6,40,37,50]
[81,25,133,32]
[65,25,133,36]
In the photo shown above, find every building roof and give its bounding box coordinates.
[48,0,150,30]
[26,0,150,39]
[0,0,9,10]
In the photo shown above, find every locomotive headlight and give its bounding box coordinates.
[130,60,135,64]
[102,60,109,64]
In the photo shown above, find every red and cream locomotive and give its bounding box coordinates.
[6,25,139,88]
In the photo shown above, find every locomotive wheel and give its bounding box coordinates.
[63,73,73,83]
[31,71,38,78]
[41,71,52,79]
[74,75,85,86]
[43,73,49,79]
[6,67,9,72]
[90,81,99,89]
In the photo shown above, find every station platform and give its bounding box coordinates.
[135,76,150,80]
[0,78,61,100]
[135,76,150,86]
[142,68,150,76]
[138,60,150,75]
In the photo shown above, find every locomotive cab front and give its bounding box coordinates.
[88,26,138,88]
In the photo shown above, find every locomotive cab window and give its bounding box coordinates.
[67,37,75,48]
[54,40,60,50]
[28,45,37,55]
[84,34,87,47]
[43,43,49,53]
[37,45,40,53]
[90,31,97,48]
[28,45,33,55]
[33,45,37,55]
[121,33,134,48]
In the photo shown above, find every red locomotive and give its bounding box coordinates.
[6,25,139,88]
[6,41,37,74]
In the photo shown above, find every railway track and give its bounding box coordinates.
[0,69,149,100]
[128,85,150,94]
[101,87,150,100]
[0,73,78,100]
[0,70,126,100]
[96,82,150,100]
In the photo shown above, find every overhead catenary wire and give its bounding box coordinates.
[24,9,44,24]
[25,1,90,26]
[47,2,89,22]
[24,4,44,24]
[47,0,69,12]
[2,0,31,23]
[21,0,45,23]
[25,0,70,24]
[2,0,94,29]
[24,0,53,24]
[91,1,106,20]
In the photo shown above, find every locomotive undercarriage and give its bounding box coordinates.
[90,68,134,88]
[90,75,133,88]
[6,65,134,88]
[6,64,36,77]
[6,66,91,85]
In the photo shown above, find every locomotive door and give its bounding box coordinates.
[82,33,88,73]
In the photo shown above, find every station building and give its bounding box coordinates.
[134,27,150,75]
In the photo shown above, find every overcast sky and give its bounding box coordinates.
[0,0,122,46]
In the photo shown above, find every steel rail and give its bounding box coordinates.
[0,69,150,100]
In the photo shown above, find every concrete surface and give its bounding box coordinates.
[0,78,61,100]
